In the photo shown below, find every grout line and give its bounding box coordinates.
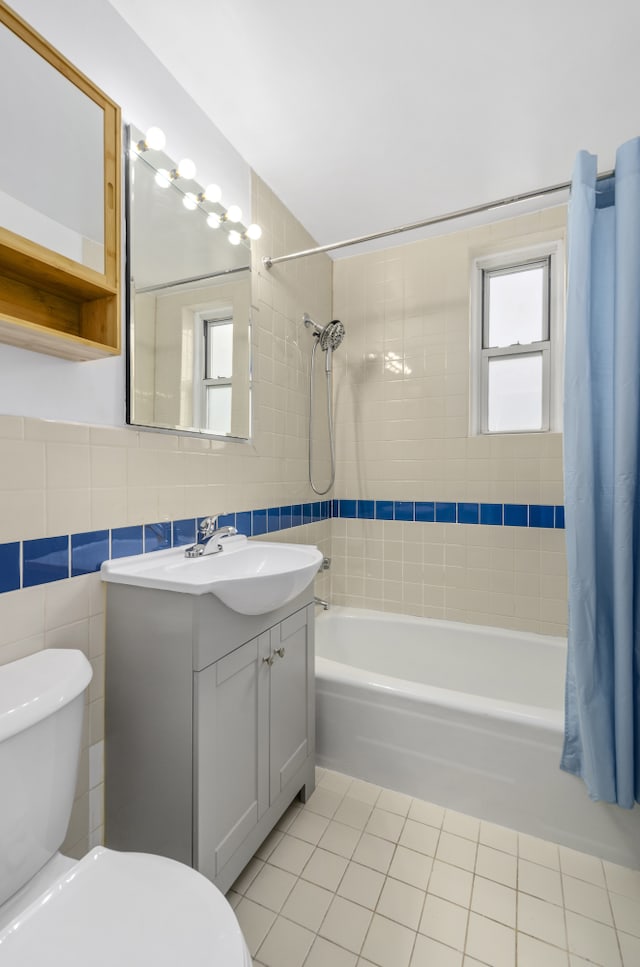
[243,772,636,967]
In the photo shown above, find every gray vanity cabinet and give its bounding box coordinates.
[194,632,269,883]
[194,607,313,883]
[105,585,315,894]
[269,608,312,800]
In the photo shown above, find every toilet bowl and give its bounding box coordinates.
[0,649,250,966]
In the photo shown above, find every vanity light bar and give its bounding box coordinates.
[135,125,166,152]
[131,125,261,245]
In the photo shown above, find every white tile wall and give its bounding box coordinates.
[331,207,568,634]
[0,192,572,868]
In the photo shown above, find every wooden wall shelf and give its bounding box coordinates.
[0,228,119,360]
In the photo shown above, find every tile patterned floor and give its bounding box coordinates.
[227,768,640,967]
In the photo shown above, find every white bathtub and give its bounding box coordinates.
[315,607,640,868]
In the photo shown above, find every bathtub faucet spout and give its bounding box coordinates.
[314,596,329,610]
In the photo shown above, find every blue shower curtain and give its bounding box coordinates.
[562,137,640,808]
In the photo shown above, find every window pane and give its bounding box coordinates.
[488,354,543,432]
[206,321,233,378]
[486,265,546,348]
[206,385,232,435]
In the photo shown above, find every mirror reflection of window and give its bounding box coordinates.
[203,316,233,436]
[127,124,252,440]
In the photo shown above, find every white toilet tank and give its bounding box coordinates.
[0,650,92,906]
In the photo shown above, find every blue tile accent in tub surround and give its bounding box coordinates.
[339,499,357,518]
[0,498,563,594]
[529,504,554,529]
[357,500,375,519]
[503,504,528,527]
[375,500,394,520]
[457,503,479,525]
[480,503,503,526]
[435,502,457,523]
[415,502,435,522]
[333,499,562,530]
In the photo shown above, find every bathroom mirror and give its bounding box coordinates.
[127,126,252,440]
[0,3,120,360]
[0,6,112,272]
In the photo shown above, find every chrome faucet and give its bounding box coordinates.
[314,596,329,610]
[184,515,238,557]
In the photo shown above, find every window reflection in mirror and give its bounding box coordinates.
[127,125,252,440]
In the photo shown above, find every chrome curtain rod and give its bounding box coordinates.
[262,170,614,269]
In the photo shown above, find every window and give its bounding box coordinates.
[202,315,233,436]
[470,242,564,434]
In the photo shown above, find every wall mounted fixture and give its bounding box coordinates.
[129,125,261,246]
[135,125,166,152]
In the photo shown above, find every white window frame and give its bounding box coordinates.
[192,307,234,434]
[469,240,564,435]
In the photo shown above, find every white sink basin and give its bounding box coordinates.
[101,535,323,615]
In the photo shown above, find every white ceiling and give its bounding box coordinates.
[107,0,640,257]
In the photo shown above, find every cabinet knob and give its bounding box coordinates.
[263,655,275,666]
[275,647,285,659]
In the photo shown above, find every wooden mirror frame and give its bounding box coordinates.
[0,1,121,360]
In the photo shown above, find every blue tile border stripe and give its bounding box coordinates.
[0,498,563,594]
[335,499,564,530]
[0,501,331,595]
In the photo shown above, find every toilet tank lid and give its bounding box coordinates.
[0,650,92,743]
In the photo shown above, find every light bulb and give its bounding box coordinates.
[246,223,262,240]
[177,157,196,180]
[207,212,222,229]
[145,126,166,151]
[183,192,198,211]
[203,183,222,203]
[228,230,241,245]
[155,168,171,188]
[225,204,242,223]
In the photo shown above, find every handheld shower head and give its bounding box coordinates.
[303,314,346,352]
[303,313,346,495]
[320,320,345,352]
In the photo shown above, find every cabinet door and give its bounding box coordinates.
[194,631,269,881]
[269,608,312,803]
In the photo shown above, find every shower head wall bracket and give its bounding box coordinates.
[302,313,345,351]
[303,313,323,336]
